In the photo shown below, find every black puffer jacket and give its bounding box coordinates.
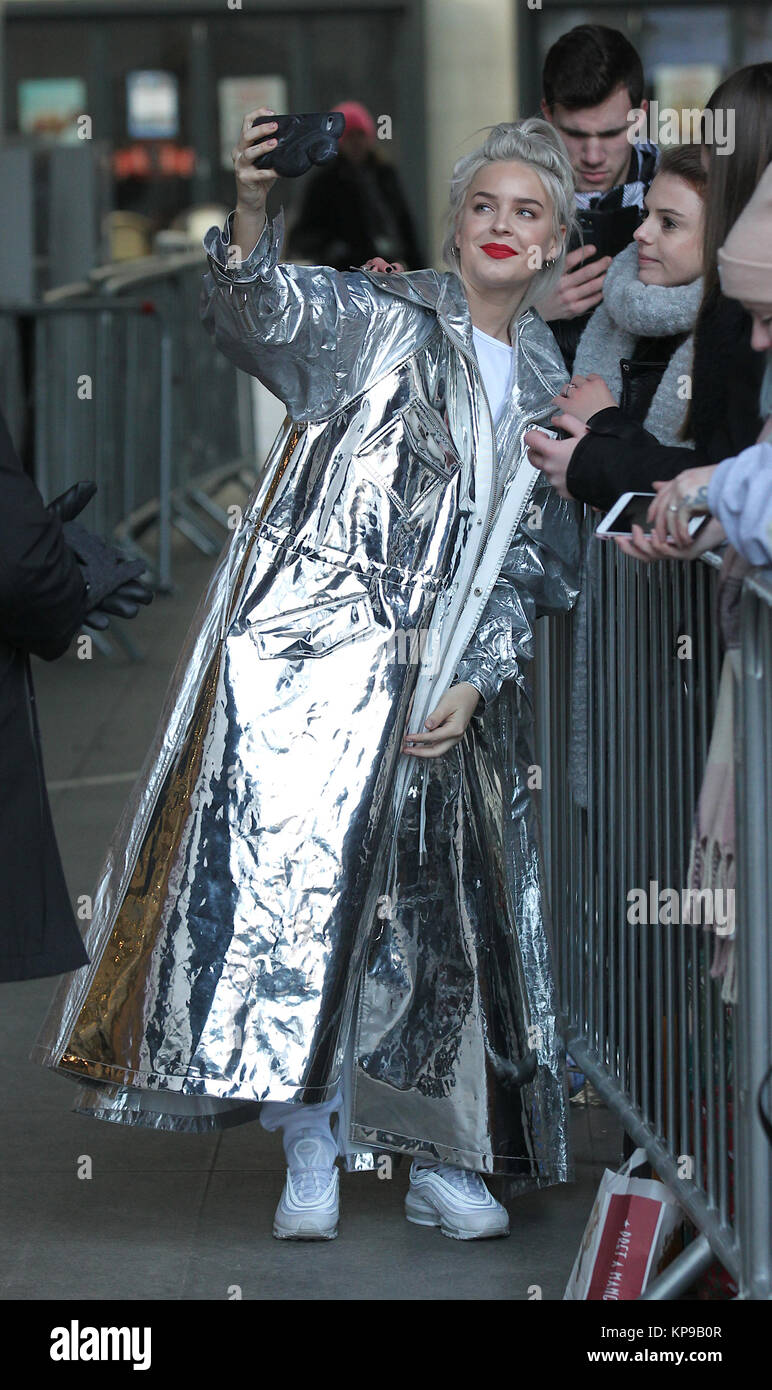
[0,409,90,981]
[566,291,765,511]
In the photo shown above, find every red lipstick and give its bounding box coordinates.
[481,243,518,259]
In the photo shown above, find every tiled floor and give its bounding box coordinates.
[1,530,624,1301]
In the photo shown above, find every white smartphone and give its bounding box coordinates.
[524,421,566,442]
[595,491,706,540]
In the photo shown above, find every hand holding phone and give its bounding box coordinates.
[539,244,612,322]
[232,107,282,216]
[595,492,706,539]
[523,420,580,500]
[251,111,345,178]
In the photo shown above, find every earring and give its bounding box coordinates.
[543,256,556,270]
[452,245,460,262]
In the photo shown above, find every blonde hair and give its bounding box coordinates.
[442,117,578,316]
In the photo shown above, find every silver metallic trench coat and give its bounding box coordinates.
[33,208,580,1189]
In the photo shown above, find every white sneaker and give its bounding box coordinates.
[273,1130,339,1241]
[405,1160,510,1240]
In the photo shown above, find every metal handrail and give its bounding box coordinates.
[91,249,206,296]
[741,566,772,607]
[1,248,256,601]
[1,295,173,590]
[535,523,772,1299]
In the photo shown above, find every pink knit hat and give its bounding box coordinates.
[718,160,772,307]
[333,101,376,143]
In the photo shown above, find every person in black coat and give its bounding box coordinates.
[0,407,151,982]
[286,100,424,271]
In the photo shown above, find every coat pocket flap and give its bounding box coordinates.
[247,593,374,659]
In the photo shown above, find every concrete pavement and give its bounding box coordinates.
[0,524,623,1301]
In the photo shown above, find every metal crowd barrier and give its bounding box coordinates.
[96,252,256,568]
[0,297,172,660]
[735,569,772,1299]
[30,298,173,589]
[534,527,772,1300]
[0,248,256,603]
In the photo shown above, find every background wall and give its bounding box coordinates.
[3,0,772,269]
[424,0,517,264]
[2,0,430,256]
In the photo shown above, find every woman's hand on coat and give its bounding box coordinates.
[613,516,725,563]
[401,682,481,758]
[525,412,587,499]
[647,468,718,547]
[552,373,617,424]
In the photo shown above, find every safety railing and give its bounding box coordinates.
[95,252,257,566]
[534,524,772,1300]
[0,247,256,603]
[0,297,173,660]
[24,298,174,590]
[734,568,772,1299]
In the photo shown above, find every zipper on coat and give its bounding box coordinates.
[386,316,550,876]
[384,318,500,874]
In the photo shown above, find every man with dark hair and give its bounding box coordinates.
[539,24,658,371]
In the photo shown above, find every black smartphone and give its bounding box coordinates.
[251,111,346,178]
[576,206,642,267]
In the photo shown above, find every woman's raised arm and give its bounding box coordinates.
[200,108,431,420]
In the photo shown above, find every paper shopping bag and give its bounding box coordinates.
[564,1148,683,1300]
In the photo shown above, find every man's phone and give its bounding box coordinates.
[595,491,706,539]
[575,206,642,267]
[251,111,345,178]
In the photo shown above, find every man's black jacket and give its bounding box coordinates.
[0,408,90,981]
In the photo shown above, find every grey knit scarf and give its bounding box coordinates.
[573,240,703,447]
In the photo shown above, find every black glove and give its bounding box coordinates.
[81,580,154,630]
[61,519,153,630]
[46,479,153,632]
[47,479,98,523]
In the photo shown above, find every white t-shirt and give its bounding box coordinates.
[472,325,515,424]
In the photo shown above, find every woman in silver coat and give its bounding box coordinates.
[33,115,582,1243]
